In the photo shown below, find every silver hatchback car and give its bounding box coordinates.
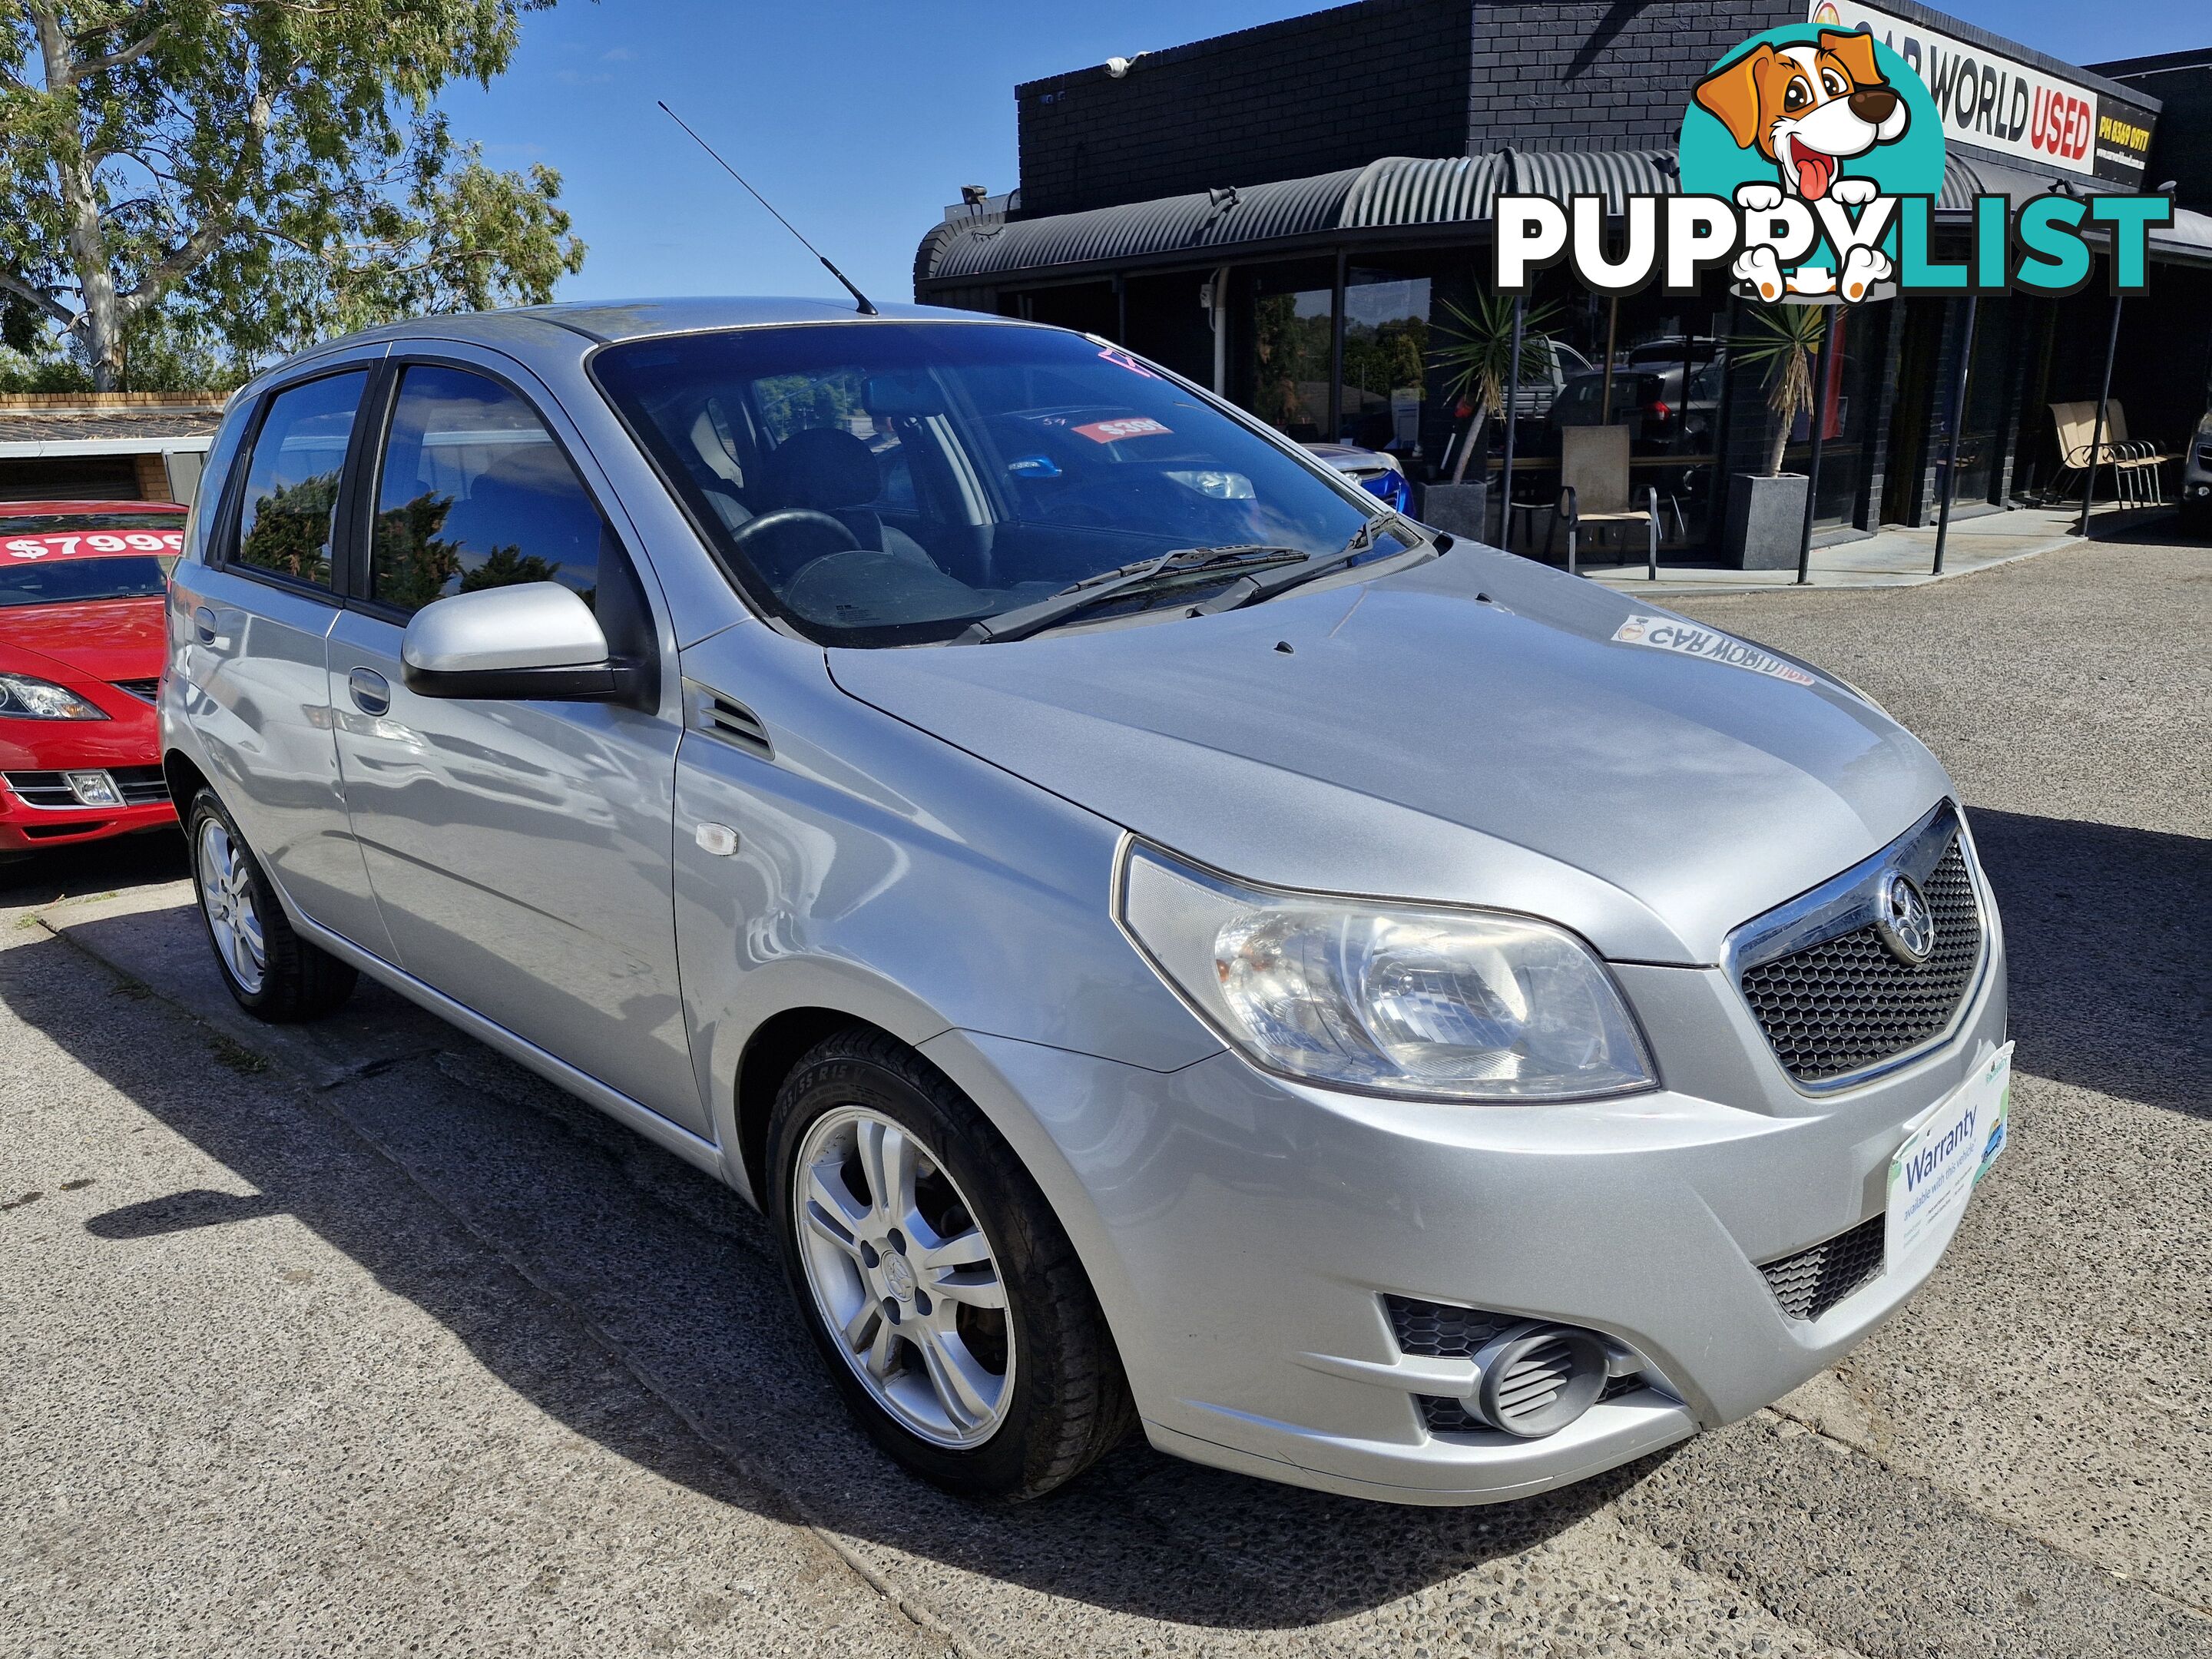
[163,299,2009,1505]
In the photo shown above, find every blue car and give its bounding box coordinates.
[1303,442,1412,513]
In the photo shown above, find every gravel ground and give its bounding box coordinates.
[2,528,2205,1657]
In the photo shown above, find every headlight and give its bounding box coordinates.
[0,673,108,720]
[1118,842,1654,1101]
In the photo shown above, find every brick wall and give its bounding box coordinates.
[1015,0,1473,217]
[1013,0,1813,216]
[1464,0,1800,151]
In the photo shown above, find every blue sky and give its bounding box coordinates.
[439,1,2202,309]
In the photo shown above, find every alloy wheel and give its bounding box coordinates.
[197,817,266,996]
[792,1106,1015,1448]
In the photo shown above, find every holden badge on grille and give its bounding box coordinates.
[1874,872,1936,965]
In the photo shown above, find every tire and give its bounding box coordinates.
[767,1028,1134,1502]
[187,787,357,1022]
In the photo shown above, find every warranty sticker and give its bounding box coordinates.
[1611,615,1816,686]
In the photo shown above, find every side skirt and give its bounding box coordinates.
[290,910,732,1185]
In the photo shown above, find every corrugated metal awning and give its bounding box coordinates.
[917,145,2205,286]
[1508,150,1677,214]
[924,167,1366,284]
[1339,155,1505,227]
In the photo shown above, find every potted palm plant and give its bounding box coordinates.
[1724,301,1826,568]
[1425,293,1558,539]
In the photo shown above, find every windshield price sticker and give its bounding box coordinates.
[5,530,184,560]
[1887,1041,2012,1271]
[1096,346,1161,378]
[1074,416,1172,444]
[1611,615,1817,685]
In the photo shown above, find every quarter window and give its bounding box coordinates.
[369,365,604,615]
[233,371,368,588]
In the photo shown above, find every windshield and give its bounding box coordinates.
[593,322,1379,645]
[0,555,175,606]
[1,515,184,607]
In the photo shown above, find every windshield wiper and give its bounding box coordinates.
[1186,512,1431,616]
[960,545,1306,644]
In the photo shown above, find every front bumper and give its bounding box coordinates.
[919,922,2008,1505]
[0,728,174,851]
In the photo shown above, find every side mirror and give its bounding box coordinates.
[401,582,645,702]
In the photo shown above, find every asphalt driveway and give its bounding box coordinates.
[2,528,2205,1658]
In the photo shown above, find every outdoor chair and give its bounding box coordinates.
[2050,400,2168,506]
[1545,424,1659,579]
[2103,403,2173,505]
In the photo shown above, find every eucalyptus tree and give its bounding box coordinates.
[0,0,585,388]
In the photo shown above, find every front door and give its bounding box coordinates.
[326,356,700,1131]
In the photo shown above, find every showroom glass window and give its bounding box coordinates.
[369,365,604,614]
[233,371,368,588]
[1339,272,1431,455]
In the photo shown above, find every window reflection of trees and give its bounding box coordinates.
[238,472,341,584]
[373,490,561,613]
[1253,293,1331,439]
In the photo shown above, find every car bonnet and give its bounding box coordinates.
[826,545,1952,965]
[0,598,167,686]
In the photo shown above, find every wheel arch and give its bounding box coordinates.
[163,747,212,821]
[733,1006,875,1204]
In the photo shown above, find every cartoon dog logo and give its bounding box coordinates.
[1694,28,1910,301]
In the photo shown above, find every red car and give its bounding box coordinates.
[0,498,187,853]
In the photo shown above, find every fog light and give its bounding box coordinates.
[64,770,121,807]
[1465,1322,1611,1438]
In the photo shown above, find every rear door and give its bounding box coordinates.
[323,351,701,1131]
[175,363,394,955]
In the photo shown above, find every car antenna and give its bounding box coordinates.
[658,101,879,316]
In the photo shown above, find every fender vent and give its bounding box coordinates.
[685,682,771,758]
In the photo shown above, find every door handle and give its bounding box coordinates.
[348,667,391,717]
[194,607,217,644]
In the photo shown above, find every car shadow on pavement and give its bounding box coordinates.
[6,912,1641,1631]
[0,829,186,907]
[1967,807,2210,1118]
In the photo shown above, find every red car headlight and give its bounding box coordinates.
[0,672,110,720]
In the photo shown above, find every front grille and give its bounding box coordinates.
[109,766,169,805]
[5,771,79,807]
[1385,1295,1509,1358]
[111,677,160,704]
[5,767,169,808]
[1760,1213,1886,1320]
[1740,837,1982,1084]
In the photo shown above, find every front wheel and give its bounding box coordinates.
[187,788,357,1022]
[767,1029,1133,1501]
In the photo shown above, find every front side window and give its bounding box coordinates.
[369,365,604,614]
[594,323,1374,647]
[233,371,367,588]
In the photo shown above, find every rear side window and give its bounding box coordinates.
[233,371,367,588]
[369,365,604,614]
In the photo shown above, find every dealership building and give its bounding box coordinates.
[914,0,2212,559]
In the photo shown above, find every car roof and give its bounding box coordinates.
[315,296,1008,353]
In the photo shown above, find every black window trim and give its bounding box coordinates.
[343,349,636,630]
[211,360,381,605]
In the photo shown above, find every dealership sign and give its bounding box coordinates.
[1492,22,2171,303]
[1810,1,2156,187]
